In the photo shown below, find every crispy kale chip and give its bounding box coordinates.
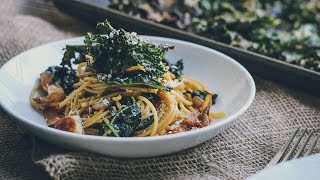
[108,0,320,72]
[169,59,184,78]
[45,66,78,95]
[63,20,175,89]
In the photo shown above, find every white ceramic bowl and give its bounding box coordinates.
[0,36,255,158]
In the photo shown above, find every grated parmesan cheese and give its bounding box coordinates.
[164,78,183,88]
[169,119,183,130]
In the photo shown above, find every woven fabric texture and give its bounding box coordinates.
[0,1,319,179]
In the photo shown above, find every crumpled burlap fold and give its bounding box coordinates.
[0,1,319,179]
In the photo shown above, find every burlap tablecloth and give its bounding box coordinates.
[0,1,319,179]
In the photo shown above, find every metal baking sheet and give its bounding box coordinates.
[54,0,320,96]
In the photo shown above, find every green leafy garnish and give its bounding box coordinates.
[186,90,218,105]
[187,90,209,100]
[45,66,79,95]
[63,20,175,89]
[169,59,184,78]
[102,97,153,137]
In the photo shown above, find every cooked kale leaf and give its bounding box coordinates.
[186,90,218,105]
[135,116,154,131]
[212,93,218,105]
[62,45,86,65]
[45,66,79,95]
[63,20,175,89]
[103,97,153,137]
[110,97,140,125]
[169,59,184,78]
[163,85,173,91]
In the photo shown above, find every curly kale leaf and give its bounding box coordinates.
[135,116,154,131]
[161,59,184,78]
[62,20,174,88]
[110,97,140,125]
[212,94,218,105]
[62,45,86,66]
[103,97,153,137]
[95,20,173,79]
[45,66,79,95]
[169,59,184,78]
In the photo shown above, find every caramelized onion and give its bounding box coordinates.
[192,96,204,107]
[49,116,83,133]
[40,72,52,92]
[43,107,59,126]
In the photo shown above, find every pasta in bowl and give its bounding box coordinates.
[30,20,225,137]
[0,20,255,157]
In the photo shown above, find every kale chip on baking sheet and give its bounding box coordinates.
[109,0,320,72]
